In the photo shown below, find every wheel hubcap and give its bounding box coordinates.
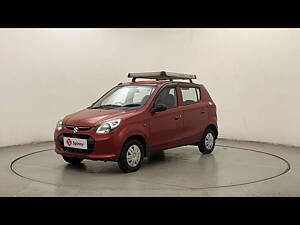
[205,133,214,150]
[126,145,141,167]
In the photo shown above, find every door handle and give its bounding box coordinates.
[201,111,206,114]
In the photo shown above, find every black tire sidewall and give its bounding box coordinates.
[198,128,216,154]
[118,139,144,173]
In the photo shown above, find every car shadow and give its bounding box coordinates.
[62,160,122,175]
[144,151,166,165]
[148,151,166,162]
[60,150,217,176]
[63,163,87,172]
[61,152,168,175]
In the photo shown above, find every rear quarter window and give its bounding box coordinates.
[181,87,201,106]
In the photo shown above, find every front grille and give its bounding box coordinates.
[65,125,91,131]
[58,133,95,154]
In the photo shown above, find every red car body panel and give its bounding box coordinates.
[54,81,217,161]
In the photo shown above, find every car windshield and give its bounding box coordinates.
[90,85,156,109]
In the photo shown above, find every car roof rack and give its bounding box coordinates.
[128,71,197,83]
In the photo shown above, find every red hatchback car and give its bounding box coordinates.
[54,72,218,172]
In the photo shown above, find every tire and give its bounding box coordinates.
[118,139,144,173]
[63,156,83,165]
[198,128,216,154]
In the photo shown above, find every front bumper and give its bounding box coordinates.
[54,128,120,161]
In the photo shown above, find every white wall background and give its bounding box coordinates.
[0,28,299,147]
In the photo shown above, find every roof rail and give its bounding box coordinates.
[128,71,197,83]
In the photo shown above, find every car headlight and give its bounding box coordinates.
[95,119,121,134]
[56,119,63,131]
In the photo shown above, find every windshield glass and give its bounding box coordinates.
[90,85,156,109]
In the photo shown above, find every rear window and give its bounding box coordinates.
[180,87,201,106]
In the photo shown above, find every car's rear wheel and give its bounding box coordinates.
[198,128,216,154]
[118,139,144,173]
[63,156,83,165]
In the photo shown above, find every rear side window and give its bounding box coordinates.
[181,87,201,106]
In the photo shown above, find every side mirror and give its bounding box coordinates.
[151,104,167,113]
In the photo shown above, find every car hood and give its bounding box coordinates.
[63,109,130,127]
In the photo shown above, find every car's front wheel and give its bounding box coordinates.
[118,139,144,173]
[198,128,216,154]
[63,156,83,165]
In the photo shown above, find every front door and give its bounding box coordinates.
[148,85,183,151]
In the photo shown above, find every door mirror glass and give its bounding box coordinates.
[151,104,167,113]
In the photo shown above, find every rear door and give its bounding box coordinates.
[148,85,184,151]
[179,85,208,144]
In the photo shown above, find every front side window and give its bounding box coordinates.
[181,87,201,106]
[155,87,178,109]
[90,85,156,109]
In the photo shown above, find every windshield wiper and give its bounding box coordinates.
[91,104,122,109]
[122,104,141,107]
[90,104,141,109]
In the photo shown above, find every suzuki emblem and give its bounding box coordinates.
[73,127,78,133]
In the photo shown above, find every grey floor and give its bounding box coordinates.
[1,139,300,196]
